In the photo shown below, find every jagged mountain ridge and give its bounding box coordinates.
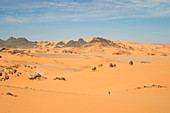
[1,36,170,56]
[64,38,87,47]
[83,37,121,48]
[0,37,36,48]
[0,36,122,49]
[37,37,121,48]
[35,37,170,56]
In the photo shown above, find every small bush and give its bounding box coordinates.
[61,77,66,81]
[129,61,133,65]
[110,63,116,67]
[92,67,96,71]
[110,63,113,67]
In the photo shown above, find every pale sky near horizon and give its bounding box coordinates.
[0,0,170,43]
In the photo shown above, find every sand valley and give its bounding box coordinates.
[0,37,170,113]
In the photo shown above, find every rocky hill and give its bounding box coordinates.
[64,38,86,47]
[55,41,66,48]
[0,37,36,48]
[82,37,120,48]
[1,36,170,56]
[61,37,170,56]
[36,37,124,48]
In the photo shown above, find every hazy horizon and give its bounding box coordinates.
[0,0,170,44]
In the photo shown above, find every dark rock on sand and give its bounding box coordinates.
[29,73,47,80]
[5,75,9,80]
[53,77,66,81]
[92,67,96,71]
[6,92,17,97]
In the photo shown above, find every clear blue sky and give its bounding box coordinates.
[0,0,170,43]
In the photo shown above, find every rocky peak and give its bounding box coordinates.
[6,36,16,41]
[0,37,36,48]
[78,38,86,45]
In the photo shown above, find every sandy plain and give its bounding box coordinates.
[0,47,170,113]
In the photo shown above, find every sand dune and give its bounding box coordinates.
[0,37,170,113]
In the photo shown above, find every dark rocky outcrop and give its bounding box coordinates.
[88,37,120,47]
[55,41,66,48]
[1,48,6,50]
[53,77,66,81]
[0,37,36,48]
[6,92,17,97]
[28,73,47,80]
[81,37,121,48]
[65,38,87,47]
[65,40,79,47]
[0,39,5,47]
[78,38,87,45]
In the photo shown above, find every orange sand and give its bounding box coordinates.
[0,45,170,113]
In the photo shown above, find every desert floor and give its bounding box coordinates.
[0,52,170,113]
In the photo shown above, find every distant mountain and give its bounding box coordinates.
[0,37,36,48]
[83,37,121,48]
[78,38,87,45]
[64,37,120,48]
[1,36,169,56]
[0,37,120,48]
[0,39,5,47]
[55,41,66,48]
[64,38,87,47]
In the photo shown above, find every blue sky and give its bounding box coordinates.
[0,0,170,43]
